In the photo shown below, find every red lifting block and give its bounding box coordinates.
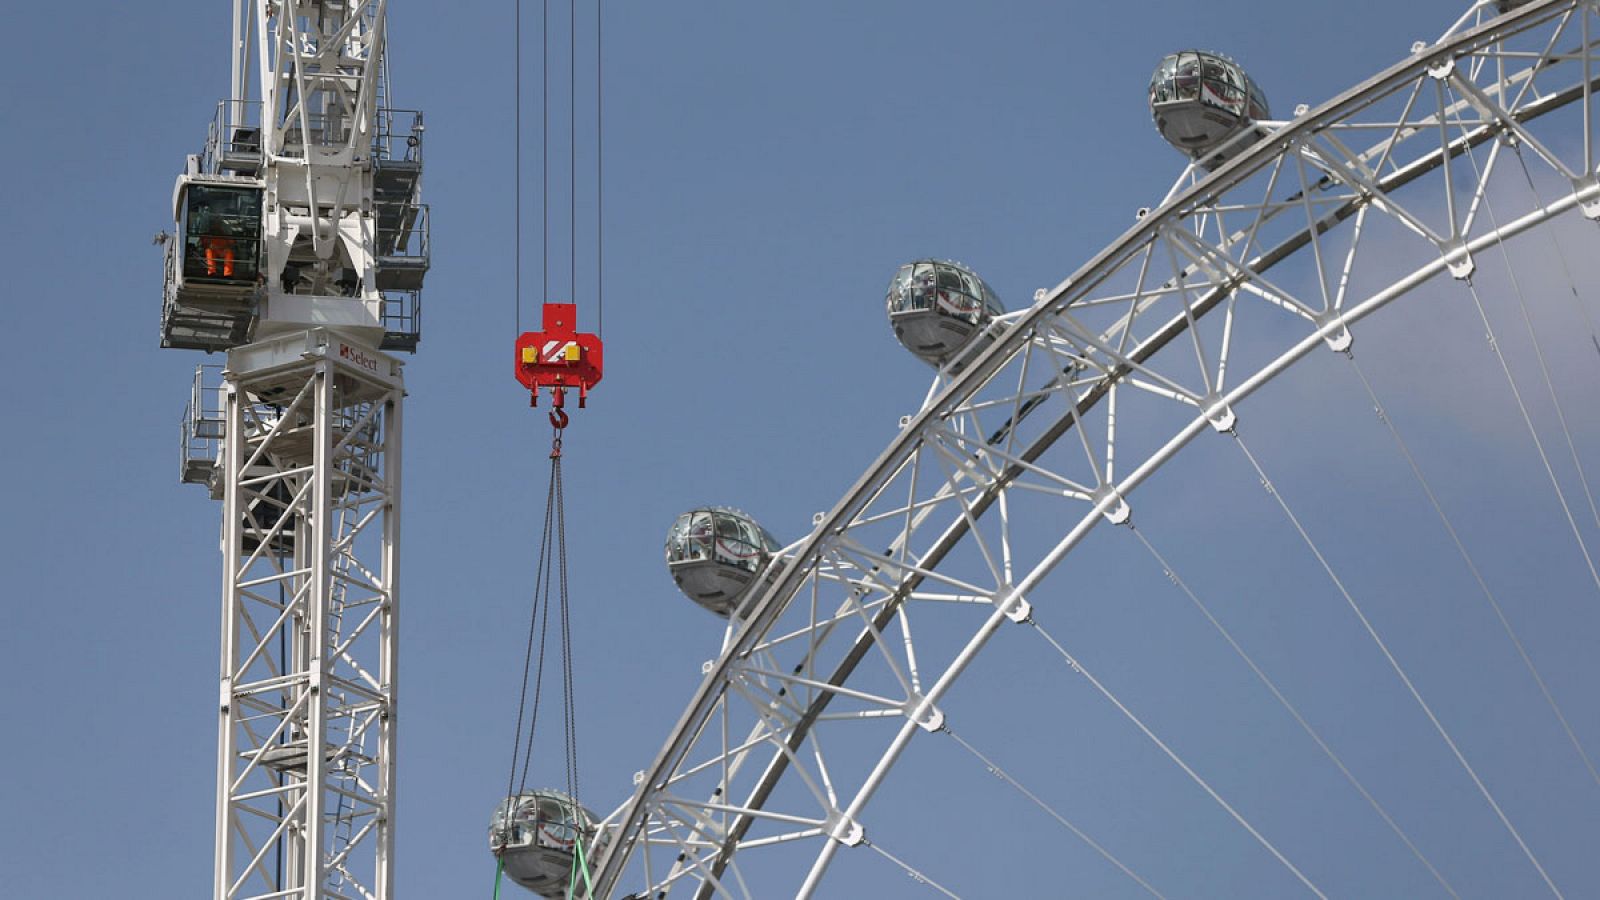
[514,303,604,408]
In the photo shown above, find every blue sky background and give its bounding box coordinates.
[6,1,1600,897]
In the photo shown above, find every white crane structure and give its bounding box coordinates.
[589,1,1600,896]
[161,3,428,898]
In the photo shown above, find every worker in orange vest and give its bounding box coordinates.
[194,204,237,278]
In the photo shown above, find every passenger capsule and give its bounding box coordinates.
[489,791,600,897]
[666,507,780,617]
[886,260,1004,371]
[1149,51,1270,167]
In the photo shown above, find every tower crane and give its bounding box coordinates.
[161,3,428,898]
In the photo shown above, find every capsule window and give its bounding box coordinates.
[183,184,262,284]
[1173,57,1202,101]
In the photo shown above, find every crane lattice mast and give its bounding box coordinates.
[161,3,429,898]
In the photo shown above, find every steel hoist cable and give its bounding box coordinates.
[496,425,585,893]
[498,1,605,892]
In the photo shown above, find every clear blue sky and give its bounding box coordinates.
[5,1,1600,897]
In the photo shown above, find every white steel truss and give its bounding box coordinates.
[236,0,405,346]
[215,330,403,900]
[166,4,423,897]
[589,1,1600,896]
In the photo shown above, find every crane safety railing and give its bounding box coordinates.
[380,289,422,353]
[202,100,423,173]
[203,99,265,176]
[180,364,227,487]
[376,202,429,263]
[373,108,424,165]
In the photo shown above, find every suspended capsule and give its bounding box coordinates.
[886,260,1005,371]
[1149,50,1270,168]
[490,790,601,897]
[666,507,781,617]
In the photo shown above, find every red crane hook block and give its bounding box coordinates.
[514,302,604,411]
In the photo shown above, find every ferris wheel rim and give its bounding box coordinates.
[591,1,1600,894]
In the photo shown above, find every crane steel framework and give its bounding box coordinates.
[162,3,427,898]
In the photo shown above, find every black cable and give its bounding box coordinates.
[542,0,549,306]
[505,463,558,805]
[556,461,579,804]
[518,473,559,793]
[570,0,577,308]
[514,0,521,335]
[596,0,604,339]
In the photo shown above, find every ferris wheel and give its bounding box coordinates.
[526,1,1600,895]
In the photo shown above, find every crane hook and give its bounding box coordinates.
[548,407,569,458]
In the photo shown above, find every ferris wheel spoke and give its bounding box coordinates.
[859,838,964,899]
[1515,146,1600,331]
[940,723,1170,899]
[1026,615,1329,899]
[1229,430,1568,899]
[596,8,1600,894]
[1459,132,1600,538]
[1124,520,1465,899]
[1345,352,1600,791]
[1461,276,1600,594]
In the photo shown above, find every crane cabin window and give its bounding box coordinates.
[182,184,262,284]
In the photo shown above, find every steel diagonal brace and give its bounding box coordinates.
[596,10,1600,895]
[733,667,907,719]
[1450,67,1589,184]
[229,691,311,793]
[1048,316,1206,409]
[654,815,742,900]
[1296,139,1445,245]
[239,377,316,472]
[1164,224,1324,323]
[656,794,830,841]
[231,792,308,897]
[929,422,1099,499]
[832,536,992,597]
